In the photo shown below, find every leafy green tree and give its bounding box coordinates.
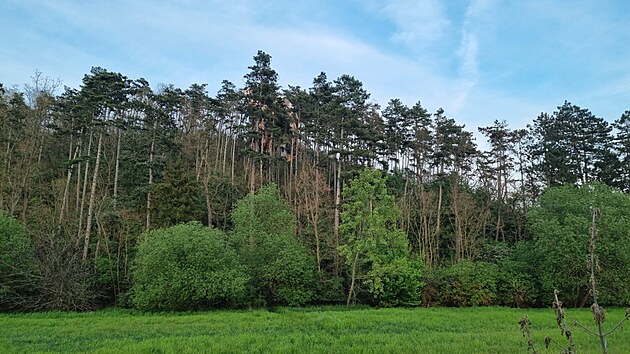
[0,211,37,311]
[301,72,341,274]
[305,72,335,155]
[77,67,133,260]
[476,240,540,307]
[140,84,183,230]
[529,183,630,306]
[231,184,314,306]
[340,168,422,306]
[131,222,248,310]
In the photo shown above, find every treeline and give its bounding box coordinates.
[1,51,629,311]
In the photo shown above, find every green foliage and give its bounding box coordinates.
[475,240,513,264]
[313,276,346,304]
[530,102,614,186]
[424,261,498,307]
[151,160,204,228]
[204,172,245,230]
[529,183,630,306]
[340,168,422,306]
[364,257,424,307]
[477,241,539,308]
[6,58,630,313]
[0,212,37,311]
[231,184,314,306]
[131,222,248,311]
[495,259,538,308]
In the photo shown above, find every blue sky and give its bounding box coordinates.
[1,0,629,131]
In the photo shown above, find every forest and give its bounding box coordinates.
[1,50,630,312]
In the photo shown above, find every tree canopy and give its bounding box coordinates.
[1,51,629,310]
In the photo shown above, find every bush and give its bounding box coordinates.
[495,259,538,308]
[475,241,540,308]
[364,257,423,307]
[313,276,346,304]
[424,261,498,307]
[494,242,540,308]
[0,211,37,311]
[131,222,249,311]
[231,184,314,306]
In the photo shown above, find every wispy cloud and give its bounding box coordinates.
[380,0,450,45]
[450,0,494,113]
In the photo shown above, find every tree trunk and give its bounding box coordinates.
[75,144,82,211]
[434,177,443,264]
[83,132,103,260]
[223,121,231,175]
[113,128,122,202]
[495,167,502,242]
[203,144,213,226]
[346,253,359,306]
[146,122,157,232]
[77,132,93,241]
[333,157,342,275]
[58,142,81,232]
[452,179,462,262]
[231,135,236,185]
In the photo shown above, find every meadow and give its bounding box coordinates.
[2,307,629,353]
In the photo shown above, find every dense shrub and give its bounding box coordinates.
[231,184,314,306]
[495,259,538,308]
[131,222,249,310]
[313,276,346,304]
[0,212,37,311]
[477,241,539,308]
[423,261,498,307]
[364,257,423,307]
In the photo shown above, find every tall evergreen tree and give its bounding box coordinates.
[612,110,630,191]
[530,101,614,187]
[243,50,288,192]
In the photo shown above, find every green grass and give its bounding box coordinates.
[1,307,628,353]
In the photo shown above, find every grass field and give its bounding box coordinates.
[1,307,629,353]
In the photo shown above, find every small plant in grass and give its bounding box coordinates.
[520,208,630,353]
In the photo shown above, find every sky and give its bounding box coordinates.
[1,0,629,133]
